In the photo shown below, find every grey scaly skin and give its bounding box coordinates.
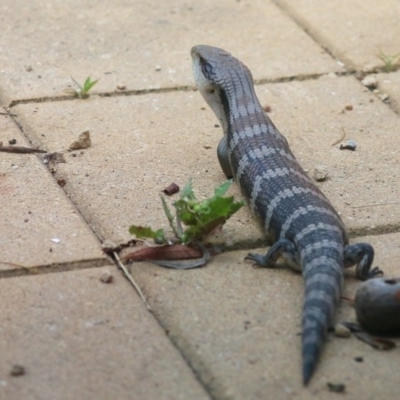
[191,44,382,385]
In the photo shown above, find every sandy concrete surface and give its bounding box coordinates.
[1,0,399,399]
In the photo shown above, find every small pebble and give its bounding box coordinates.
[354,356,364,363]
[340,140,357,151]
[155,65,162,71]
[25,65,33,72]
[10,365,25,377]
[361,75,378,89]
[162,182,179,196]
[69,130,91,151]
[116,85,126,91]
[263,105,272,112]
[100,270,113,284]
[344,104,353,111]
[334,323,351,338]
[378,93,389,102]
[313,165,329,182]
[101,239,117,252]
[8,138,17,145]
[247,356,259,365]
[57,178,66,187]
[327,382,345,393]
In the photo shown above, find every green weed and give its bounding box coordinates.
[378,49,400,72]
[129,180,244,245]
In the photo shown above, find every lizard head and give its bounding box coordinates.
[191,45,255,137]
[191,45,234,135]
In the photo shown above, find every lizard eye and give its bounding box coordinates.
[199,56,214,79]
[207,88,215,94]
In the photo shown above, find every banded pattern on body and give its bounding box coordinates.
[191,45,380,385]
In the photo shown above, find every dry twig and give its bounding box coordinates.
[331,127,346,146]
[113,251,152,311]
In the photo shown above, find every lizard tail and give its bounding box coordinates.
[301,261,343,385]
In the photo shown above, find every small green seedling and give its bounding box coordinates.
[129,180,244,245]
[378,49,400,72]
[65,76,99,99]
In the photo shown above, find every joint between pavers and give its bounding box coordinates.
[0,257,110,280]
[215,223,400,255]
[7,85,195,108]
[348,223,400,239]
[7,72,358,109]
[142,308,220,400]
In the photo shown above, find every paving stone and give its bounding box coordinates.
[0,0,341,105]
[13,75,400,247]
[275,0,400,72]
[0,266,210,400]
[376,70,400,113]
[130,233,400,399]
[0,109,105,272]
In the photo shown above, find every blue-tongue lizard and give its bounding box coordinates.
[191,44,382,385]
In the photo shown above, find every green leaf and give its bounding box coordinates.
[83,77,98,93]
[173,198,198,226]
[161,195,174,223]
[129,225,166,243]
[180,179,195,200]
[161,195,182,239]
[172,180,244,244]
[214,179,233,197]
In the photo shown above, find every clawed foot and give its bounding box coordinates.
[244,253,267,267]
[367,266,384,279]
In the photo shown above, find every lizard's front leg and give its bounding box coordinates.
[245,238,300,271]
[217,135,233,179]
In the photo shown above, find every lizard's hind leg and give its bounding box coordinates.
[344,243,383,280]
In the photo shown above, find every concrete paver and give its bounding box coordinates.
[0,266,210,400]
[275,0,400,72]
[0,109,106,272]
[13,74,400,247]
[131,233,400,399]
[0,0,341,105]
